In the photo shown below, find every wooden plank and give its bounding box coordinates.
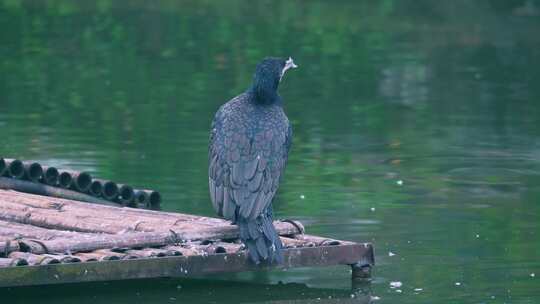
[7,219,302,255]
[0,243,373,287]
[0,258,27,267]
[0,189,225,225]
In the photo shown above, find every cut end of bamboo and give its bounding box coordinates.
[72,172,92,193]
[118,184,134,206]
[214,246,226,253]
[1,159,161,210]
[6,159,24,179]
[102,181,119,200]
[12,258,28,266]
[149,191,161,210]
[23,162,43,182]
[89,180,103,197]
[42,166,59,186]
[58,172,73,188]
[134,190,149,205]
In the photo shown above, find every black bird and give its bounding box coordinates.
[209,57,298,264]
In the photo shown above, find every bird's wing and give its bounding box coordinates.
[209,110,290,222]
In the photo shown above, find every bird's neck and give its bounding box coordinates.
[249,80,279,105]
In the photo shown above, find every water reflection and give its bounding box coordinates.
[4,278,374,304]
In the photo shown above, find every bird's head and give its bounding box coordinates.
[251,57,298,104]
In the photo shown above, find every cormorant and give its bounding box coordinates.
[208,57,298,264]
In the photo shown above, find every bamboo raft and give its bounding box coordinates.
[0,189,374,287]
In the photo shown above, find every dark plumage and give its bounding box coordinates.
[209,57,297,264]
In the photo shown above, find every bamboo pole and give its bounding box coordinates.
[0,158,6,177]
[8,252,60,265]
[4,159,24,179]
[58,171,73,188]
[0,189,303,233]
[95,179,118,200]
[62,170,92,192]
[0,220,93,240]
[125,248,169,258]
[197,241,243,254]
[0,241,20,257]
[118,184,135,206]
[12,219,303,255]
[17,233,176,254]
[0,198,216,234]
[0,257,28,267]
[0,177,120,207]
[41,166,59,186]
[22,161,43,182]
[0,199,303,237]
[163,248,182,256]
[0,207,130,234]
[0,189,222,226]
[162,245,201,256]
[280,236,315,248]
[94,249,140,259]
[75,251,122,261]
[88,180,103,197]
[42,254,81,263]
[0,191,178,228]
[293,234,350,246]
[133,189,148,206]
[132,189,161,209]
[145,190,161,210]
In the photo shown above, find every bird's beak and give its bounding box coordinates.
[280,57,298,82]
[285,57,298,70]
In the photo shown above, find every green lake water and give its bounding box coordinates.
[1,1,540,303]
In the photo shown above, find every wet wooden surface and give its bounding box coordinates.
[0,190,374,287]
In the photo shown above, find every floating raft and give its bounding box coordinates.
[0,189,374,287]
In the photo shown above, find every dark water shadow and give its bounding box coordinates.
[3,277,373,304]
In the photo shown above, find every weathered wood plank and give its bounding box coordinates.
[8,219,302,255]
[0,257,28,267]
[0,189,224,225]
[0,241,20,256]
[0,220,91,240]
[0,243,373,287]
[0,190,304,237]
[0,190,218,230]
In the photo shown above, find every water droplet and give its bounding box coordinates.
[396,180,403,186]
[531,273,535,278]
[455,282,461,286]
[300,194,305,199]
[370,207,376,212]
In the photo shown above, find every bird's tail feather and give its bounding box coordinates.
[238,213,283,264]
